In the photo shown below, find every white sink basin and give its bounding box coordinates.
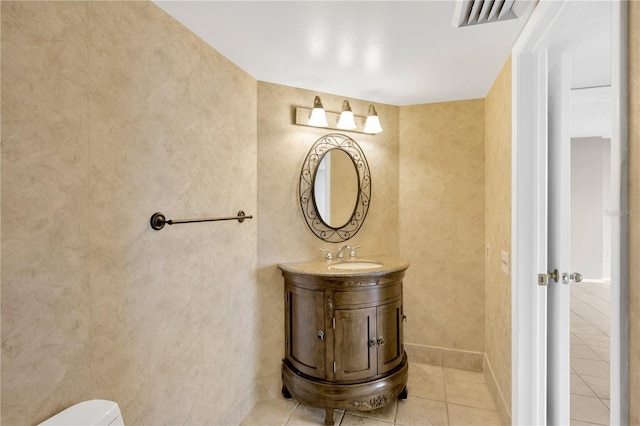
[328,261,383,270]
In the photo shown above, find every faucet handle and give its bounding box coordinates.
[320,248,332,261]
[349,246,361,259]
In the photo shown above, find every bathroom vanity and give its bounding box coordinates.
[278,257,409,425]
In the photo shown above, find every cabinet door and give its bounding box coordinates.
[334,307,377,381]
[286,285,325,379]
[376,300,403,374]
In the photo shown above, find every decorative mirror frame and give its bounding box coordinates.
[299,133,371,243]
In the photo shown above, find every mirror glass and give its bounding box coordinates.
[299,133,371,243]
[313,150,358,228]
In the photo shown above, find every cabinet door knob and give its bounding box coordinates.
[377,337,385,346]
[369,338,377,347]
[317,330,325,340]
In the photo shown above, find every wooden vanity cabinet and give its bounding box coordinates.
[333,299,403,381]
[375,299,404,373]
[281,268,408,425]
[285,285,326,379]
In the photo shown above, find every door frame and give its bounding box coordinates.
[511,1,629,424]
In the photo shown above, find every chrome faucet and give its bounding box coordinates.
[320,248,333,261]
[336,245,352,261]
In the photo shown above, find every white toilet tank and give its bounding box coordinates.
[38,399,124,426]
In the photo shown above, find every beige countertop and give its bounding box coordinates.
[278,256,409,278]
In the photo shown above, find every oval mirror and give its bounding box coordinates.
[313,150,359,228]
[299,133,371,243]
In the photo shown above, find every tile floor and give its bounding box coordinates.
[570,280,611,426]
[240,363,500,426]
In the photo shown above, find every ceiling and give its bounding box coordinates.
[153,1,537,106]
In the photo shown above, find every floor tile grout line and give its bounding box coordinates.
[579,284,611,303]
[283,401,298,426]
[577,290,610,305]
[410,383,498,413]
[570,324,611,343]
[573,286,608,299]
[393,396,399,425]
[443,371,450,425]
[579,372,611,401]
[574,286,611,315]
[588,346,610,365]
[447,401,502,414]
[569,309,597,328]
[572,284,612,312]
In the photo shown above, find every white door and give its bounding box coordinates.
[546,52,573,425]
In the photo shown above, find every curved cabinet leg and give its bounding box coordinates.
[398,386,408,400]
[324,408,334,425]
[282,385,292,399]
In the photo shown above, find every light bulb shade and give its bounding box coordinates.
[364,104,383,134]
[337,111,356,129]
[308,95,328,127]
[337,100,356,130]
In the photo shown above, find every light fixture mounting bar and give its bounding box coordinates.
[294,107,375,135]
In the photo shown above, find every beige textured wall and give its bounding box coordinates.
[484,58,512,419]
[629,2,639,424]
[399,100,485,352]
[1,2,258,425]
[256,82,400,379]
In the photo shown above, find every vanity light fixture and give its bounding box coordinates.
[294,97,382,135]
[363,104,383,134]
[336,100,357,130]
[308,95,328,127]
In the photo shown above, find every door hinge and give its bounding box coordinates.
[285,339,288,349]
[332,317,336,329]
[333,361,336,373]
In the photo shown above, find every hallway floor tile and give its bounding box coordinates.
[570,280,610,425]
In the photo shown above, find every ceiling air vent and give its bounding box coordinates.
[453,0,531,27]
